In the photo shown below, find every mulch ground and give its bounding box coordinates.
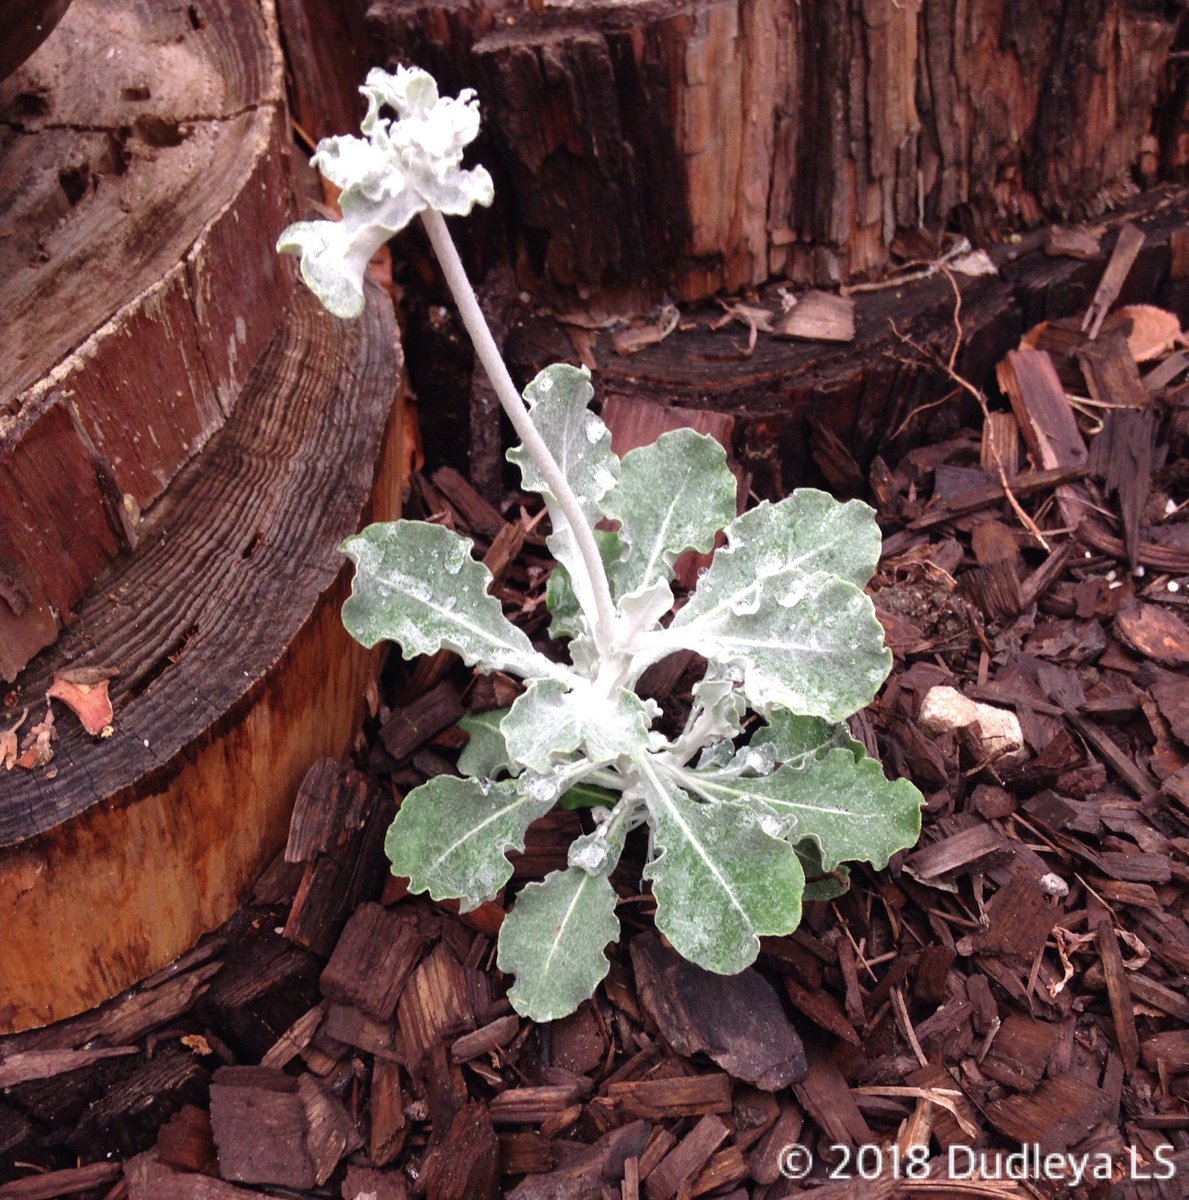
[3,240,1189,1200]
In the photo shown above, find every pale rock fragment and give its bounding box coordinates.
[917,685,1026,766]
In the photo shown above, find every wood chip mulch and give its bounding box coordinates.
[3,238,1189,1200]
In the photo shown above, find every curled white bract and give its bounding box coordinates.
[277,66,494,318]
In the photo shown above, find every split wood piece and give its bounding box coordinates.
[0,283,402,1033]
[748,1103,805,1186]
[496,189,1189,497]
[1150,675,1189,747]
[605,1074,733,1121]
[978,1016,1056,1092]
[431,466,505,537]
[451,1013,520,1063]
[1115,601,1189,668]
[320,902,426,1022]
[195,927,322,1064]
[1063,708,1158,802]
[1083,223,1146,338]
[985,1075,1113,1154]
[370,1059,408,1166]
[1081,331,1156,571]
[397,943,477,1072]
[1076,518,1189,574]
[971,876,1059,966]
[792,1042,874,1149]
[68,1044,211,1161]
[421,1102,501,1200]
[907,465,1088,531]
[284,765,396,957]
[370,1,1178,307]
[1094,911,1141,1074]
[629,933,806,1090]
[997,348,1090,533]
[0,1163,121,1200]
[0,0,296,679]
[981,411,1021,478]
[644,1114,730,1200]
[156,1104,218,1174]
[342,1166,409,1200]
[507,1120,650,1200]
[125,1151,288,1199]
[208,1066,360,1189]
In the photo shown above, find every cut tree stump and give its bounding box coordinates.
[0,282,402,1033]
[491,189,1189,499]
[367,0,1182,308]
[0,0,295,680]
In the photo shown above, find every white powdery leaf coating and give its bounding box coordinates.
[385,775,557,910]
[666,568,891,721]
[277,66,494,318]
[502,679,653,773]
[677,748,923,873]
[341,521,567,682]
[457,707,514,779]
[637,762,804,974]
[678,489,884,624]
[498,867,621,1022]
[509,365,619,626]
[667,666,746,764]
[544,529,623,643]
[751,708,865,769]
[601,429,736,598]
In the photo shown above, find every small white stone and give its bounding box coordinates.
[918,685,1026,765]
[1170,581,1181,594]
[1039,873,1069,898]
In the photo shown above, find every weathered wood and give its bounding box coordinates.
[320,903,426,1021]
[0,0,296,678]
[630,933,806,1090]
[0,283,401,1033]
[369,0,1179,308]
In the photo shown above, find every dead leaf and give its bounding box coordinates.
[773,290,855,342]
[48,669,115,736]
[611,304,680,356]
[1045,225,1102,261]
[15,704,56,770]
[1100,304,1186,363]
[949,249,997,278]
[1,708,27,770]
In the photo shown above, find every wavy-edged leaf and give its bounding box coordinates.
[502,679,653,773]
[678,491,883,614]
[751,709,865,769]
[637,760,804,974]
[796,840,852,902]
[670,667,746,760]
[659,569,891,721]
[498,867,621,1022]
[457,708,513,779]
[384,775,556,910]
[508,365,619,627]
[544,530,623,642]
[342,522,567,682]
[677,749,922,873]
[601,429,736,597]
[762,749,923,871]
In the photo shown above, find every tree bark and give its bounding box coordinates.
[0,0,295,680]
[367,0,1183,310]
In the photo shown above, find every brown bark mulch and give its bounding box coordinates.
[3,249,1189,1200]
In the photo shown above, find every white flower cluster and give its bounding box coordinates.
[277,67,494,318]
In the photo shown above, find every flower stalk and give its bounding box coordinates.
[418,209,619,658]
